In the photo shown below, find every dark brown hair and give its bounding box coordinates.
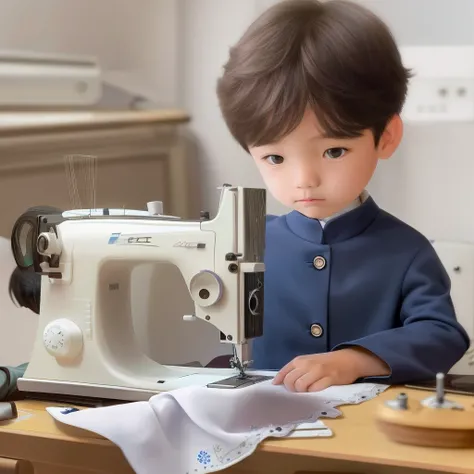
[216,0,412,150]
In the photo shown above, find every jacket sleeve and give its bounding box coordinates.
[332,243,470,384]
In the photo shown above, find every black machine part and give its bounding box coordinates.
[10,206,64,272]
[9,206,64,314]
[9,267,41,314]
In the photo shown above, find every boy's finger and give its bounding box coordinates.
[272,361,294,384]
[282,368,306,392]
[294,372,318,392]
[307,376,332,393]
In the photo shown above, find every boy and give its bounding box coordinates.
[215,0,470,392]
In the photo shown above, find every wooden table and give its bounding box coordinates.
[0,387,473,474]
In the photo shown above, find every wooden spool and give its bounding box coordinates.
[376,374,474,448]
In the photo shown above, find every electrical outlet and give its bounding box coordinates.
[399,46,474,122]
[403,77,474,121]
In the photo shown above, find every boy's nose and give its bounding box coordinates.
[295,168,321,189]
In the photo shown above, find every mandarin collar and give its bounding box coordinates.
[285,196,380,244]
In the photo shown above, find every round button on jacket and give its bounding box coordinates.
[310,323,323,338]
[313,256,326,270]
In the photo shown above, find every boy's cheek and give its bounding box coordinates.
[254,168,277,191]
[262,179,293,205]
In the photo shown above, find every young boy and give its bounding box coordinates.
[215,0,470,392]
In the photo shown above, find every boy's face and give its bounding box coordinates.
[248,109,402,219]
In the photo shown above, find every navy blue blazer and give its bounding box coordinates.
[251,196,470,384]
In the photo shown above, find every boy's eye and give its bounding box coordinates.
[324,147,347,159]
[264,155,284,165]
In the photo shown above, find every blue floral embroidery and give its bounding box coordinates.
[197,450,211,465]
[60,407,79,415]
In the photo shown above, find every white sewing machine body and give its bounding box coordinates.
[16,186,268,401]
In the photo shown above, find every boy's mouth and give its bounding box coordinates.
[297,198,324,203]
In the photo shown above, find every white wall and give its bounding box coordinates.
[180,0,287,217]
[357,0,474,243]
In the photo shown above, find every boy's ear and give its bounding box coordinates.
[377,114,403,160]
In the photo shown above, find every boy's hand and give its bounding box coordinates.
[272,347,390,392]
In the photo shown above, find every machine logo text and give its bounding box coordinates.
[173,241,206,249]
[108,233,158,246]
[127,236,152,244]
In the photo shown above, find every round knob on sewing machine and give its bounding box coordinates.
[189,270,223,308]
[43,319,83,361]
[376,373,474,448]
[37,231,62,257]
[147,201,164,216]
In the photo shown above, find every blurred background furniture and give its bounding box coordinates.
[0,108,192,239]
[0,108,211,367]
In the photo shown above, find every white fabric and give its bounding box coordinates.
[47,378,387,474]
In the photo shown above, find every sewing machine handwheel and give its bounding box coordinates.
[189,270,223,307]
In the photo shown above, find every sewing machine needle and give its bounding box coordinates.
[231,346,246,378]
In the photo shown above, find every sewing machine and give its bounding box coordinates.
[12,185,269,401]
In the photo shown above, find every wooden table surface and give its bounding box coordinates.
[0,387,473,474]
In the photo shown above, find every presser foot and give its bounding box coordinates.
[229,346,254,377]
[207,346,273,388]
[229,356,249,378]
[207,373,272,389]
